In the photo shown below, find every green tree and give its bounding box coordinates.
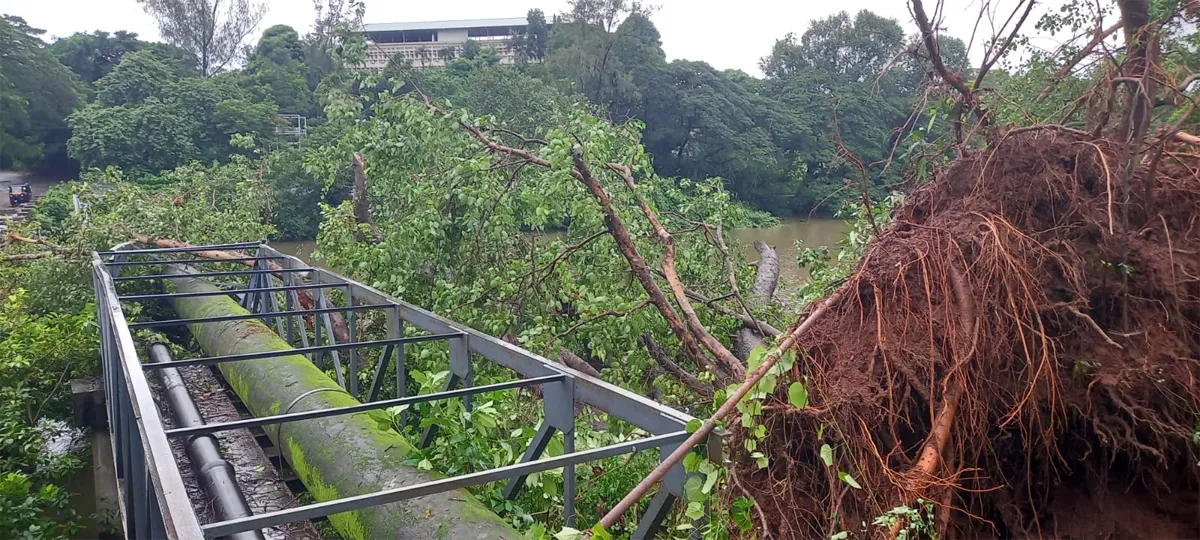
[0,16,86,171]
[517,8,550,61]
[68,52,277,174]
[92,49,177,106]
[245,25,312,114]
[48,30,145,85]
[542,0,645,108]
[757,10,935,213]
[136,0,267,76]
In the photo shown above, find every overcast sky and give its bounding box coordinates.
[1,0,1074,76]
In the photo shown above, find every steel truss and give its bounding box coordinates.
[93,242,720,539]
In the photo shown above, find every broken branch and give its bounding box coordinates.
[596,288,843,532]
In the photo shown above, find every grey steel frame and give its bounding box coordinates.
[94,242,721,539]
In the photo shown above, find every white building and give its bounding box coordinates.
[359,17,531,71]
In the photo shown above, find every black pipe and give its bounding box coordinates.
[149,343,266,540]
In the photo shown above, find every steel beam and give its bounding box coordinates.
[113,267,310,282]
[106,256,284,266]
[99,241,263,255]
[141,334,461,370]
[201,431,689,538]
[128,303,390,328]
[631,490,677,539]
[119,283,346,301]
[165,375,563,438]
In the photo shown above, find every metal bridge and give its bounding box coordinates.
[93,242,718,539]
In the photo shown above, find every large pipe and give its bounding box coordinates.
[167,272,519,540]
[148,343,265,540]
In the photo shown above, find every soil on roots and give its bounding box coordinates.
[731,129,1200,539]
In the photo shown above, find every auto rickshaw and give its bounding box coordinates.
[8,184,31,206]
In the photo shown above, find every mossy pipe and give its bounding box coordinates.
[167,273,519,540]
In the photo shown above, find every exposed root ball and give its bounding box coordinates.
[732,130,1200,538]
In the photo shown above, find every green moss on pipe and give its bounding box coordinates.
[168,274,519,540]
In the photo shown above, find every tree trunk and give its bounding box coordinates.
[168,273,519,540]
[734,240,779,360]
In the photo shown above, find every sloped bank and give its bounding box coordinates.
[168,274,519,540]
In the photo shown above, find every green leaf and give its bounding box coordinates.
[788,382,808,409]
[701,467,720,494]
[683,475,704,502]
[553,527,582,540]
[685,418,702,434]
[731,497,754,531]
[590,524,612,540]
[820,444,834,467]
[838,471,861,489]
[746,346,767,370]
[685,500,705,520]
[525,522,547,540]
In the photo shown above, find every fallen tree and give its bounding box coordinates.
[729,129,1200,538]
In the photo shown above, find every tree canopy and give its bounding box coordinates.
[135,0,267,76]
[0,16,85,171]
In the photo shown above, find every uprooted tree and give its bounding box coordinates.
[707,0,1200,538]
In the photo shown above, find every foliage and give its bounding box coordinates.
[0,278,98,539]
[260,130,351,240]
[67,51,279,175]
[135,0,267,76]
[92,49,179,106]
[49,30,196,86]
[516,9,551,61]
[416,63,575,136]
[536,7,938,216]
[0,16,86,172]
[871,499,938,540]
[0,473,81,540]
[303,91,777,532]
[245,25,314,115]
[53,159,275,248]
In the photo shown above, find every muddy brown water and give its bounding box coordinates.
[273,218,850,291]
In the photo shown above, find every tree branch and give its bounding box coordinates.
[558,348,601,378]
[597,289,844,532]
[1036,20,1124,103]
[640,333,713,398]
[553,299,652,343]
[570,151,725,379]
[604,162,746,379]
[3,252,54,262]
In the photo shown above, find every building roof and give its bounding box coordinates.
[363,17,528,33]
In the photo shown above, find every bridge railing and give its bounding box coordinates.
[94,241,720,539]
[92,251,206,539]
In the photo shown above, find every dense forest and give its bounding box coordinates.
[3,0,970,220]
[2,0,1200,538]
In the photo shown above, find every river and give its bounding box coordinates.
[273,218,849,291]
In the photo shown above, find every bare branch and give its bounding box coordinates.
[1036,20,1124,103]
[605,162,746,379]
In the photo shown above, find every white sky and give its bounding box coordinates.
[1,0,1077,76]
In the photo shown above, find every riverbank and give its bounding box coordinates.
[273,217,850,293]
